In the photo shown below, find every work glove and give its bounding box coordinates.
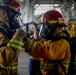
[12,28,26,41]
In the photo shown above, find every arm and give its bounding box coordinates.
[0,29,25,67]
[24,39,70,60]
[33,25,39,40]
[7,29,25,50]
[33,31,39,40]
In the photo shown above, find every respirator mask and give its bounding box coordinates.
[38,23,56,40]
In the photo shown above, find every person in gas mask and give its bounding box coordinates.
[23,10,71,75]
[0,1,25,75]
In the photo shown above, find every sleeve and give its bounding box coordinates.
[7,29,25,50]
[24,39,70,60]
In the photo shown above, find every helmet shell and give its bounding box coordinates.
[43,10,65,26]
[10,1,20,12]
[1,0,20,12]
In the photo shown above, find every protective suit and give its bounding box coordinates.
[0,1,25,75]
[24,34,70,75]
[23,10,71,75]
[0,29,25,75]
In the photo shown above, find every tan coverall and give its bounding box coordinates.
[0,29,25,75]
[24,33,71,75]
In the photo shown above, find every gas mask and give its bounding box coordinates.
[38,23,56,40]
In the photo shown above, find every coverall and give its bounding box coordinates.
[24,32,71,75]
[0,29,25,75]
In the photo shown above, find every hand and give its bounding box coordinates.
[12,28,26,40]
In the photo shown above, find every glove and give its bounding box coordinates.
[12,28,26,41]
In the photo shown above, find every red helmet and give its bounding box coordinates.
[42,10,65,26]
[10,1,20,12]
[39,10,66,39]
[1,0,20,12]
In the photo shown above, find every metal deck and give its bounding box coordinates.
[18,50,30,75]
